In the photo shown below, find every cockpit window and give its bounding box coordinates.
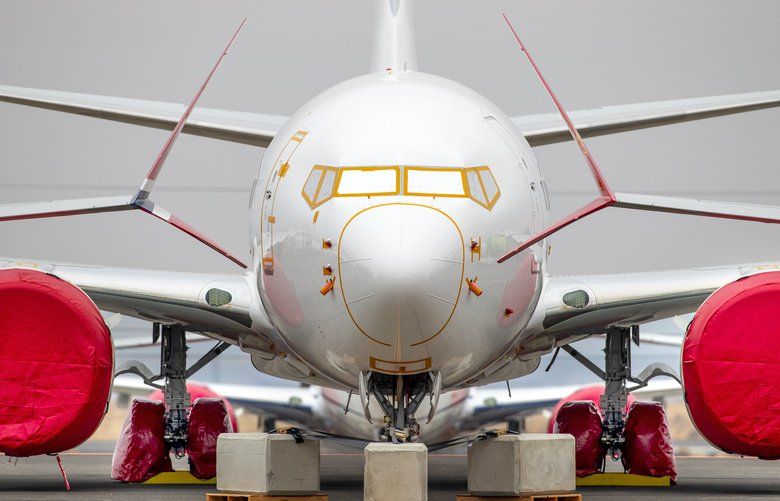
[301,165,338,209]
[405,167,467,197]
[335,167,400,196]
[464,166,500,209]
[301,165,500,210]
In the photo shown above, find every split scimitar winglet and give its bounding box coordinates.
[497,12,780,264]
[0,19,248,268]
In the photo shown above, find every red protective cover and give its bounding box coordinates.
[149,383,238,432]
[111,399,172,482]
[187,397,233,479]
[553,401,605,476]
[547,384,634,433]
[683,271,780,459]
[622,401,677,482]
[0,268,113,457]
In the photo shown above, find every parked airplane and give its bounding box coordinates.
[1,0,780,480]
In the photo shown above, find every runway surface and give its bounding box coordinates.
[2,442,780,500]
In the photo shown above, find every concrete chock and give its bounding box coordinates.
[216,433,320,495]
[467,434,575,496]
[364,443,428,501]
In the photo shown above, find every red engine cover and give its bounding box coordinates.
[0,268,113,456]
[683,271,780,459]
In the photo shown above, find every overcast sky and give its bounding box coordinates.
[1,0,779,277]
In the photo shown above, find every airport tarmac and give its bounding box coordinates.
[2,441,780,500]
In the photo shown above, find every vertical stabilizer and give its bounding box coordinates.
[370,0,418,72]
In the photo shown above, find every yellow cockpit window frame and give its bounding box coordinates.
[301,164,500,210]
[333,166,401,198]
[302,165,339,209]
[464,166,501,210]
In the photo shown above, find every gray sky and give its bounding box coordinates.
[1,1,779,276]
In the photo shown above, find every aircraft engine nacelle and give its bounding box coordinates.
[682,271,780,459]
[0,268,113,457]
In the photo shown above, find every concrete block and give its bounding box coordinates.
[467,433,575,495]
[216,433,320,494]
[364,443,427,501]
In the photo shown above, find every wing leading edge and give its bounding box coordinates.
[513,90,780,147]
[0,84,285,148]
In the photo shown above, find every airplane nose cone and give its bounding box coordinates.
[338,204,465,349]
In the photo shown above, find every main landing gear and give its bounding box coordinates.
[358,371,439,443]
[559,326,679,479]
[112,323,233,481]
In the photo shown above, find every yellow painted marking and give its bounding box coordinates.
[267,215,276,224]
[576,473,671,487]
[312,210,320,223]
[279,162,290,177]
[337,202,465,348]
[370,356,432,374]
[143,471,216,484]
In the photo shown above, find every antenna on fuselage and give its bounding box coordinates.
[370,0,418,72]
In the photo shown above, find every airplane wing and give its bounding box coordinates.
[462,379,681,430]
[537,262,780,340]
[0,84,286,147]
[112,376,319,426]
[513,90,780,147]
[3,86,778,150]
[0,257,270,344]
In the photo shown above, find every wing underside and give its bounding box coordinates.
[537,262,780,341]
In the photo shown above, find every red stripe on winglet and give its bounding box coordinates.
[501,13,614,201]
[143,19,247,185]
[139,205,247,269]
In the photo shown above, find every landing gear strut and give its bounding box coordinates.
[159,324,191,457]
[600,326,631,460]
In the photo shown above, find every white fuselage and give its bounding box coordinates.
[249,70,550,394]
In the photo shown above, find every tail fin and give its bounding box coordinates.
[370,0,418,72]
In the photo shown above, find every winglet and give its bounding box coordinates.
[497,13,780,264]
[497,13,615,263]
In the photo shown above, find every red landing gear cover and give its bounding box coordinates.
[111,399,173,482]
[0,268,113,457]
[187,397,233,479]
[149,383,239,432]
[683,271,780,459]
[553,401,605,477]
[621,401,677,482]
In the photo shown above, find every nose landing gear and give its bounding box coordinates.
[359,372,435,442]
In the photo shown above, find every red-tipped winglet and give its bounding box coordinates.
[497,13,616,264]
[132,18,248,268]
